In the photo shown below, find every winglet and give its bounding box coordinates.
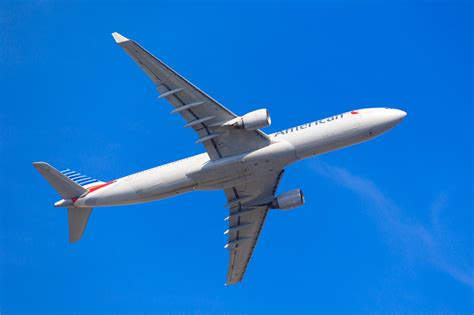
[111,32,129,43]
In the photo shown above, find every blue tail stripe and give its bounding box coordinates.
[60,167,102,186]
[80,179,98,186]
[76,177,92,184]
[69,174,85,180]
[72,175,87,180]
[77,179,96,184]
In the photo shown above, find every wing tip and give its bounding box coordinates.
[111,32,129,43]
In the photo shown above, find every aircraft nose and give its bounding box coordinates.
[384,108,407,126]
[360,107,407,136]
[392,109,407,121]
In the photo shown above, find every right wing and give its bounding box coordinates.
[224,168,285,285]
[112,32,270,160]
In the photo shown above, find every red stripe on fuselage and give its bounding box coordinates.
[88,181,115,193]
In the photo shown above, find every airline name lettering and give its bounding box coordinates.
[274,113,345,137]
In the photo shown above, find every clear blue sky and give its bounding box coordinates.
[1,1,472,314]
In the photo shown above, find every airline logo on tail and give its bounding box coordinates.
[60,169,100,187]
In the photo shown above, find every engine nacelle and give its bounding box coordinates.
[228,109,271,130]
[271,189,305,210]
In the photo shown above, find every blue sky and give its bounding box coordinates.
[1,1,472,314]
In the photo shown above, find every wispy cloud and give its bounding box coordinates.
[310,159,473,287]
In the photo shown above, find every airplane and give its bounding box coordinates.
[33,32,407,285]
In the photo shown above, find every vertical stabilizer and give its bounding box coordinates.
[33,162,88,199]
[68,207,92,243]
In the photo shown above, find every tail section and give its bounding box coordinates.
[33,162,103,243]
[33,162,88,199]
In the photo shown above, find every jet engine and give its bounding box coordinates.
[271,189,305,210]
[225,109,271,130]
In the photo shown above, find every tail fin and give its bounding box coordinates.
[33,162,101,243]
[68,207,92,243]
[33,162,88,199]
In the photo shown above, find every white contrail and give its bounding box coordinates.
[310,159,473,288]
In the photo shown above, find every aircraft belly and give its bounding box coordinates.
[187,140,295,190]
[130,167,196,201]
[81,165,198,206]
[193,158,286,190]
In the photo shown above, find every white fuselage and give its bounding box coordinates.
[70,108,406,208]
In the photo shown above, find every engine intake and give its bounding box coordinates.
[227,109,271,130]
[271,189,305,210]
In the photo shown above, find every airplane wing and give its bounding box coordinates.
[224,168,285,285]
[112,32,270,160]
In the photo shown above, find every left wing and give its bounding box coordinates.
[112,32,270,160]
[224,168,285,285]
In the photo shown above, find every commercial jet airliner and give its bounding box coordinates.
[33,32,406,285]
